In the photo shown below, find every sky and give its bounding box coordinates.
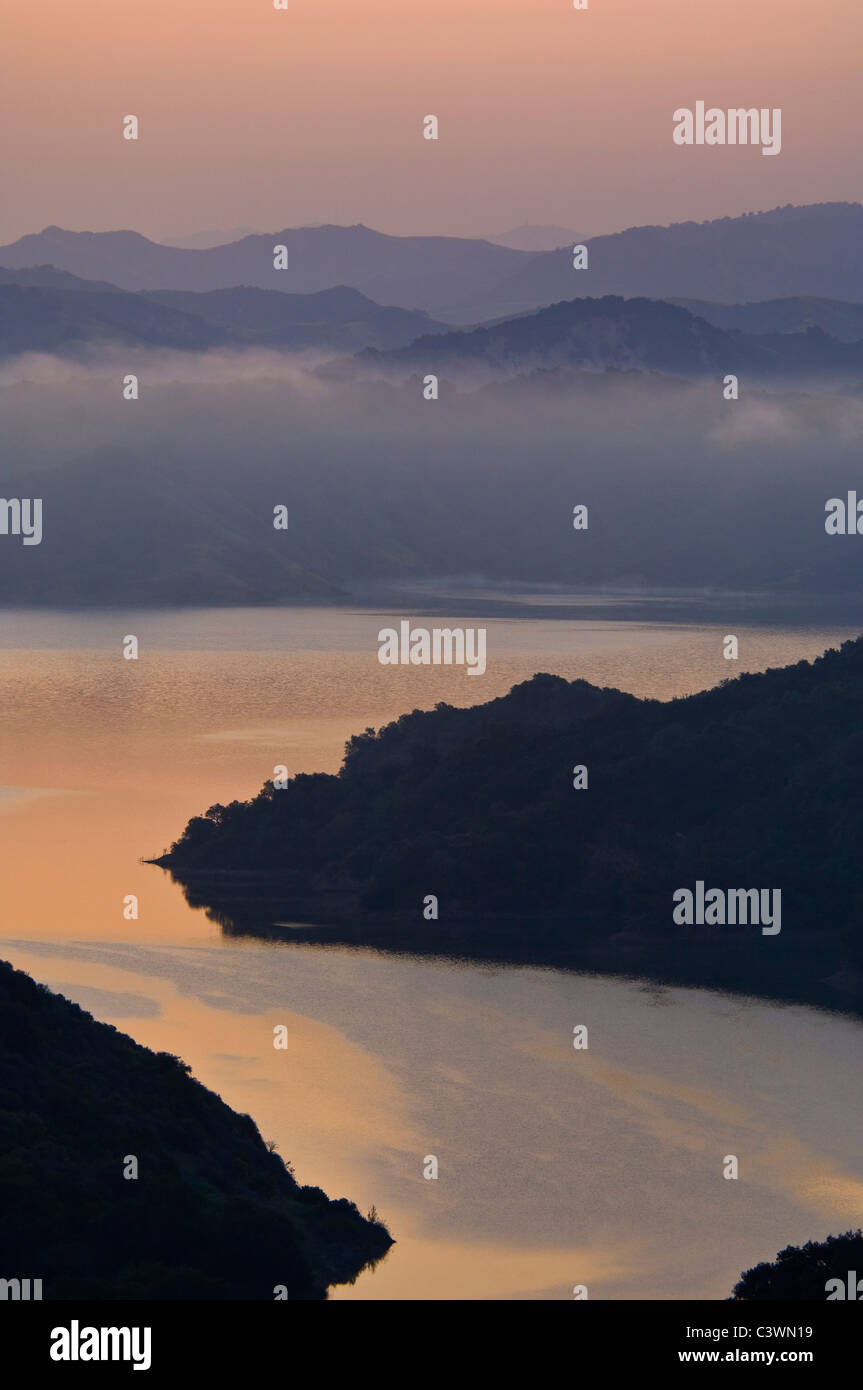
[3,0,861,244]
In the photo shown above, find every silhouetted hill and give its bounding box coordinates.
[6,206,863,319]
[0,284,230,356]
[0,958,391,1298]
[153,639,863,1012]
[670,295,863,343]
[0,224,529,314]
[0,264,119,293]
[732,1231,863,1299]
[0,273,446,357]
[11,268,862,373]
[360,295,863,380]
[145,285,445,349]
[446,203,863,322]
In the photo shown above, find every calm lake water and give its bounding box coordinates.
[1,605,862,1299]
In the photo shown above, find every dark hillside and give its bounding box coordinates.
[154,638,863,1009]
[0,960,391,1298]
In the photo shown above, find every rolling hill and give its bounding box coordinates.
[444,203,863,323]
[358,294,863,381]
[0,957,392,1298]
[0,223,530,314]
[0,271,447,356]
[0,282,229,356]
[669,295,863,342]
[4,205,863,321]
[152,640,863,1013]
[144,284,445,350]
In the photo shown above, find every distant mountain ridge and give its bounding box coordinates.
[3,204,863,319]
[359,294,863,381]
[0,270,447,356]
[669,295,863,343]
[445,202,863,322]
[0,223,530,315]
[486,225,578,251]
[0,264,118,293]
[0,282,229,356]
[162,226,263,250]
[144,284,446,349]
[7,262,861,379]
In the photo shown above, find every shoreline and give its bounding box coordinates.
[2,588,863,625]
[147,863,863,1020]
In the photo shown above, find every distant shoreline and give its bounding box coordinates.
[149,641,863,1023]
[3,587,863,625]
[147,863,863,1020]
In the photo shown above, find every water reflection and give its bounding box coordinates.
[0,608,860,1298]
[3,936,862,1299]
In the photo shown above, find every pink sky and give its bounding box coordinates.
[3,0,861,242]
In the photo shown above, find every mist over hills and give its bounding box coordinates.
[2,362,862,605]
[3,204,863,320]
[2,201,863,606]
[358,295,863,382]
[4,266,863,380]
[0,271,446,357]
[0,283,230,357]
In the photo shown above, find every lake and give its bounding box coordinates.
[1,604,861,1299]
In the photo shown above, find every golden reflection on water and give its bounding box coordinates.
[1,610,861,1298]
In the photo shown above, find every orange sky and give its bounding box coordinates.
[3,0,861,242]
